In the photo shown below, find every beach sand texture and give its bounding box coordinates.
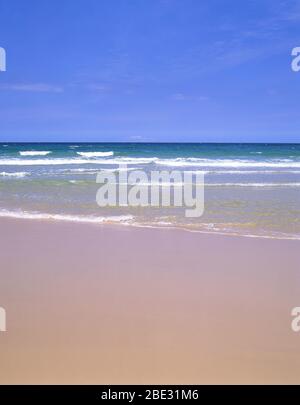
[0,218,300,384]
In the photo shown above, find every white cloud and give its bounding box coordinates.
[0,83,63,93]
[86,83,108,91]
[171,93,208,101]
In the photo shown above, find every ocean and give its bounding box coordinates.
[0,142,299,239]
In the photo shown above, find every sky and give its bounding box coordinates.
[0,0,300,143]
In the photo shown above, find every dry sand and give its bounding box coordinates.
[0,218,300,384]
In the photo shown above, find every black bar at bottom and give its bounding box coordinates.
[0,385,299,401]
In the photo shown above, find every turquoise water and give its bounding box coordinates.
[0,143,300,239]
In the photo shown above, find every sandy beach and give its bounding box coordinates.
[0,218,300,384]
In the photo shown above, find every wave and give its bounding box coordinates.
[60,167,138,174]
[77,151,114,157]
[206,182,300,187]
[155,158,300,168]
[0,157,157,166]
[0,209,134,225]
[91,157,158,164]
[19,151,52,156]
[68,180,92,185]
[105,181,300,187]
[126,181,203,186]
[1,156,300,169]
[117,157,158,163]
[61,168,99,173]
[118,219,300,241]
[0,209,298,241]
[0,158,99,165]
[205,170,300,174]
[0,171,29,178]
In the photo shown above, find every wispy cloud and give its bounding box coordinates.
[171,93,208,101]
[85,83,110,92]
[0,83,63,93]
[168,0,300,78]
[129,135,143,141]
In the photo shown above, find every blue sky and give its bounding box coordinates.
[0,0,300,142]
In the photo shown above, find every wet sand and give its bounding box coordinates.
[0,218,300,384]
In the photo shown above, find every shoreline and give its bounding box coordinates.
[0,211,299,241]
[0,218,300,384]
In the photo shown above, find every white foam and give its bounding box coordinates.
[0,171,28,178]
[156,158,300,168]
[117,157,158,163]
[95,157,158,165]
[206,182,300,187]
[77,151,114,157]
[0,157,156,166]
[114,181,300,187]
[0,209,298,241]
[62,168,98,173]
[130,221,300,241]
[61,167,138,174]
[205,170,300,174]
[19,151,52,156]
[2,156,300,170]
[0,209,134,225]
[130,181,203,186]
[0,158,98,165]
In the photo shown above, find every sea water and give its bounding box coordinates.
[0,142,299,239]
